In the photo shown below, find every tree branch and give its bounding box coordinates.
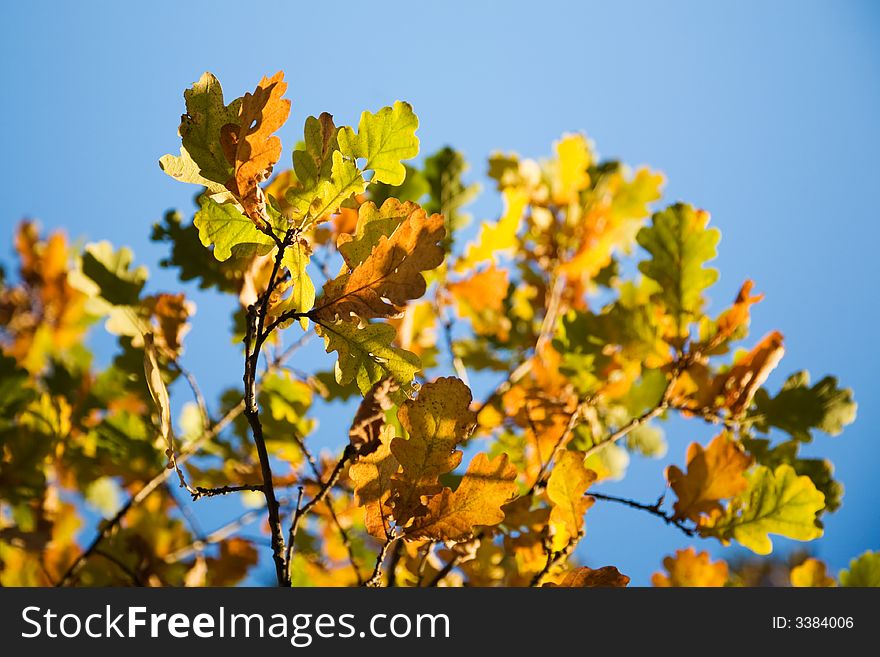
[589,491,696,537]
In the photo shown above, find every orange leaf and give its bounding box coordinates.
[221,71,291,224]
[666,432,753,522]
[406,453,518,541]
[651,547,728,587]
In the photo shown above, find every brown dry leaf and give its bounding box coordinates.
[544,565,630,587]
[651,547,728,587]
[666,432,754,522]
[718,330,785,416]
[390,377,475,524]
[221,71,291,224]
[145,293,195,355]
[349,378,398,457]
[546,450,596,550]
[406,453,518,541]
[313,207,445,322]
[349,424,399,539]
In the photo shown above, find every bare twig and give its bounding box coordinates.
[589,491,696,537]
[365,536,399,588]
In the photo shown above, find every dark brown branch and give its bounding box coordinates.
[285,446,355,582]
[365,536,399,588]
[191,484,265,499]
[589,492,696,537]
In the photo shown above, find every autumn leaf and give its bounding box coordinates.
[291,150,366,225]
[313,206,444,322]
[666,432,753,522]
[143,333,172,460]
[337,199,423,268]
[315,318,421,395]
[349,422,398,539]
[790,558,836,587]
[839,551,880,587]
[697,279,764,352]
[160,72,242,188]
[458,187,528,269]
[543,566,630,588]
[447,265,510,339]
[390,377,475,524]
[651,547,728,587]
[337,101,419,185]
[546,450,596,551]
[349,379,397,457]
[280,237,316,325]
[145,293,194,355]
[220,71,291,224]
[406,453,518,541]
[704,464,825,555]
[637,203,720,339]
[550,133,592,205]
[718,330,785,416]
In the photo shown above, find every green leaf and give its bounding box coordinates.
[289,150,366,224]
[76,241,148,306]
[337,101,419,185]
[637,203,720,338]
[315,319,420,397]
[281,238,315,326]
[0,353,36,424]
[751,370,857,442]
[368,164,429,206]
[163,72,241,186]
[193,196,278,262]
[151,210,247,293]
[706,464,825,555]
[292,113,338,189]
[839,551,880,587]
[423,146,479,250]
[741,437,843,512]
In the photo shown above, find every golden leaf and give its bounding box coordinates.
[390,377,474,524]
[651,547,728,587]
[349,424,398,539]
[406,453,518,542]
[666,432,754,522]
[790,558,836,587]
[546,450,596,550]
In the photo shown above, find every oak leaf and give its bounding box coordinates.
[790,558,836,587]
[406,453,517,541]
[349,423,399,539]
[546,450,596,550]
[651,547,728,587]
[220,71,291,223]
[839,551,880,587]
[543,566,630,587]
[666,432,753,522]
[391,377,475,524]
[704,464,825,555]
[337,101,419,185]
[349,379,398,457]
[313,206,444,322]
[337,199,423,268]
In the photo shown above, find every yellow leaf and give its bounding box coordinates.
[651,547,728,587]
[143,333,172,457]
[458,187,528,269]
[406,453,518,541]
[446,265,510,339]
[791,558,836,587]
[390,377,475,524]
[546,450,596,550]
[551,133,592,205]
[349,424,398,539]
[666,432,753,522]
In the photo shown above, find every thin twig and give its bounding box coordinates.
[191,484,265,499]
[365,536,399,587]
[589,491,696,537]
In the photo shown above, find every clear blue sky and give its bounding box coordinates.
[2,0,878,585]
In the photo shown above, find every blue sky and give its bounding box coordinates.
[2,0,878,585]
